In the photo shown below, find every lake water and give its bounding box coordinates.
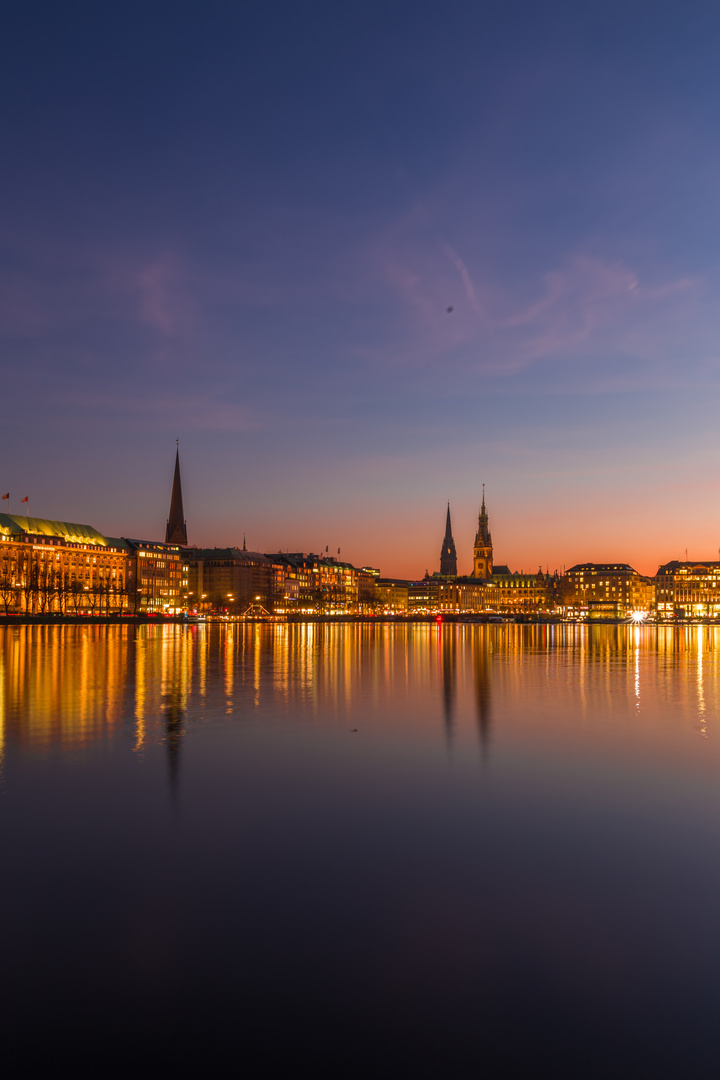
[2,622,720,1074]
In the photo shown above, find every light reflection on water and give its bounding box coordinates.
[2,622,720,1073]
[2,621,718,756]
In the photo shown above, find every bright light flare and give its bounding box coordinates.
[630,610,647,624]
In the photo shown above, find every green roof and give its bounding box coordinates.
[0,513,110,546]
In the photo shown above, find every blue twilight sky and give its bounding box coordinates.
[3,0,720,576]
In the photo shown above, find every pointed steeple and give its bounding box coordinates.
[444,503,453,541]
[439,502,458,577]
[472,484,493,579]
[475,484,491,547]
[166,442,188,545]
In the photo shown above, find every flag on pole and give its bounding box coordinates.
[21,496,28,502]
[1,493,8,500]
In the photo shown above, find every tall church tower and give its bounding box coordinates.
[472,485,493,579]
[439,503,458,576]
[165,443,188,546]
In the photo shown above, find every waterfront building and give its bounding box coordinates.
[455,578,491,612]
[0,514,128,613]
[271,553,376,615]
[375,579,410,614]
[408,578,449,612]
[472,487,493,579]
[488,569,557,614]
[186,548,284,613]
[355,564,377,611]
[656,561,720,619]
[114,537,187,613]
[409,577,492,613]
[562,563,654,619]
[439,504,458,577]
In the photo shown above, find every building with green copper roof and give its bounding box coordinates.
[0,513,111,546]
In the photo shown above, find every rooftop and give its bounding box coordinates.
[0,513,110,546]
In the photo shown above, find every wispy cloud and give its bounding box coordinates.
[135,256,192,337]
[365,215,705,385]
[441,242,483,314]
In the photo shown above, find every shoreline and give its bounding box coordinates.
[0,613,714,627]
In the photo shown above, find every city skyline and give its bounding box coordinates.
[4,3,720,577]
[1,450,716,588]
[1,451,718,581]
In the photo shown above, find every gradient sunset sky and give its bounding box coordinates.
[3,1,720,577]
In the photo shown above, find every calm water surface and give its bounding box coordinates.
[2,622,720,1073]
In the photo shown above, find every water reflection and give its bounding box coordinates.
[439,625,456,748]
[1,623,719,775]
[4,621,720,1075]
[473,632,492,760]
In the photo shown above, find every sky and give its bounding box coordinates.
[3,0,720,577]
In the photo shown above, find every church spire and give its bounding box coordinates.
[475,486,491,547]
[472,485,493,579]
[165,442,188,546]
[439,502,458,577]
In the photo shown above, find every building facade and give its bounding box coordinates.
[0,514,129,613]
[656,561,720,619]
[375,579,410,614]
[271,554,376,615]
[117,538,187,613]
[186,548,283,613]
[488,569,557,614]
[562,563,655,619]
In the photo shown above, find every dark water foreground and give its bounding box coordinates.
[2,622,720,1074]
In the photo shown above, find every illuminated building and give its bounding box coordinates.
[115,537,187,612]
[408,578,443,612]
[656,561,720,619]
[375,579,410,614]
[439,504,458,577]
[409,578,489,613]
[187,548,284,613]
[454,578,490,611]
[488,569,557,614]
[186,550,376,616]
[472,487,493,579]
[0,514,128,613]
[563,564,654,619]
[270,553,376,615]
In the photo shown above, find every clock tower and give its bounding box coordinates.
[472,486,493,580]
